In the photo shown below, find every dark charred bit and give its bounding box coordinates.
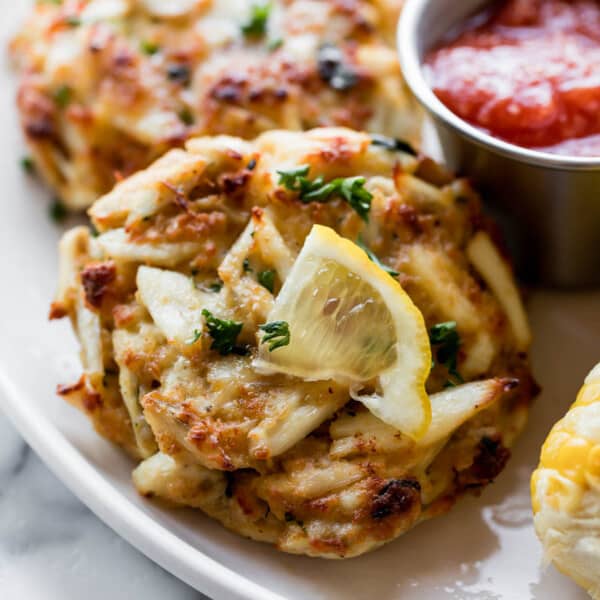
[371,479,421,520]
[161,181,190,212]
[57,375,102,411]
[220,170,251,194]
[166,63,191,86]
[211,77,246,103]
[81,260,117,309]
[317,44,358,91]
[224,471,235,498]
[370,134,417,157]
[462,437,511,488]
[56,377,85,396]
[25,119,56,140]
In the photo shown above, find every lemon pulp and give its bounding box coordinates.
[255,225,432,439]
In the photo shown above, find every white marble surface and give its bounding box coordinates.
[0,412,207,600]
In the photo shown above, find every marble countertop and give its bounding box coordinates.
[0,413,207,600]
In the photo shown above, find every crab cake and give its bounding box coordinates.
[11,0,416,210]
[52,128,538,558]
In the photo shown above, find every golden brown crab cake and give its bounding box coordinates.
[53,128,537,557]
[11,0,415,210]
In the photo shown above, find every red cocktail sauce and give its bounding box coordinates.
[425,0,600,156]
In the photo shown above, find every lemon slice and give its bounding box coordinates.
[254,224,432,439]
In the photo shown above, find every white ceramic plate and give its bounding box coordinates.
[1,5,599,600]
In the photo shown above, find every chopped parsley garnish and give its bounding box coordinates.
[267,37,283,51]
[429,321,464,387]
[178,107,195,126]
[21,156,35,174]
[276,165,372,222]
[202,309,245,355]
[209,281,223,293]
[370,134,417,157]
[277,165,310,190]
[53,85,72,109]
[140,40,160,55]
[49,199,67,223]
[243,258,252,272]
[259,320,290,351]
[356,236,399,278]
[258,269,275,293]
[65,15,81,27]
[186,329,202,345]
[317,44,357,91]
[241,3,271,37]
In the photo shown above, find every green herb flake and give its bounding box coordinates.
[202,309,245,355]
[277,165,310,191]
[429,321,464,386]
[259,320,290,352]
[186,329,202,345]
[65,15,81,27]
[258,269,275,293]
[178,107,195,126]
[241,3,271,37]
[21,156,35,174]
[356,236,399,278]
[209,281,223,293]
[267,37,283,51]
[243,258,252,273]
[140,40,160,55]
[338,177,372,222]
[53,85,72,109]
[49,199,67,223]
[277,165,372,222]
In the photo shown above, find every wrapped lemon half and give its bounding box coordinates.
[532,363,600,597]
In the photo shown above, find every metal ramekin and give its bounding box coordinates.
[398,0,600,287]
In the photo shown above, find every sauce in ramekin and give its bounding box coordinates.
[424,0,600,156]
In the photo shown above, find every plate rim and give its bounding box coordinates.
[0,368,287,600]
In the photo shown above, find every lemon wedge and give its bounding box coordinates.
[254,224,432,439]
